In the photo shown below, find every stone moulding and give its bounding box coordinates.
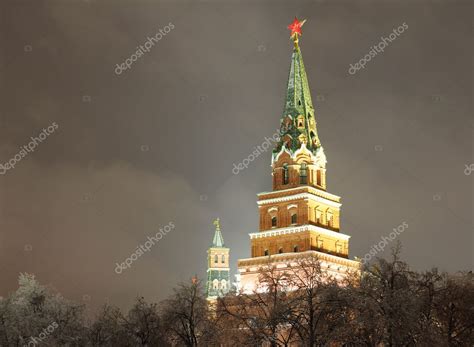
[248,224,350,241]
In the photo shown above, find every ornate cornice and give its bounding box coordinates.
[237,250,360,269]
[258,185,340,203]
[249,224,350,240]
[257,192,341,208]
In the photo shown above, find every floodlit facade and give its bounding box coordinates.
[237,19,360,293]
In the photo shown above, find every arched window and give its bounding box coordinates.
[317,170,322,186]
[282,164,289,185]
[221,279,227,290]
[315,208,322,224]
[213,279,219,290]
[264,249,269,256]
[221,254,225,263]
[297,115,305,128]
[327,211,334,227]
[271,216,277,227]
[300,163,307,184]
[317,237,324,250]
[293,245,299,252]
[214,255,218,263]
[278,247,283,254]
[291,213,297,225]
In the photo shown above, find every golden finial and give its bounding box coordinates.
[213,218,220,231]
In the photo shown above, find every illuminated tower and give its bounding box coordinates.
[237,18,360,293]
[206,218,231,300]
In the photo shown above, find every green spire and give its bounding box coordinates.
[274,45,321,156]
[212,218,225,247]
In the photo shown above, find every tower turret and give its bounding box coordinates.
[237,18,360,294]
[272,18,327,191]
[206,218,230,300]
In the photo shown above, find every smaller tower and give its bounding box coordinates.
[206,218,230,300]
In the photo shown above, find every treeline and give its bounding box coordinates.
[0,247,472,346]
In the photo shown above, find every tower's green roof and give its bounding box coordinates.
[274,45,321,155]
[212,218,225,247]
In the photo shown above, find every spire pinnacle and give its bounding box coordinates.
[212,218,225,247]
[273,21,322,159]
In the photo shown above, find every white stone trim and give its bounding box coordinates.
[293,143,316,162]
[272,142,321,165]
[258,186,340,203]
[287,204,298,210]
[207,267,230,271]
[249,224,350,240]
[238,250,360,270]
[258,193,341,208]
[268,206,278,213]
[273,144,292,163]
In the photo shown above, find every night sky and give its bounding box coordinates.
[0,0,472,310]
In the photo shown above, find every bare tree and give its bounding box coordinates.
[160,278,214,346]
[121,297,166,346]
[283,256,359,346]
[433,271,474,345]
[219,265,297,347]
[0,273,85,346]
[357,245,421,346]
[87,304,127,346]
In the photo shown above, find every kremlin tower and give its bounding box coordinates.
[206,218,231,300]
[237,18,360,293]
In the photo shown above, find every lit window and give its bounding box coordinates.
[282,164,289,185]
[271,216,277,227]
[300,163,307,184]
[291,213,297,225]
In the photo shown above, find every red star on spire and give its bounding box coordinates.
[287,17,306,38]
